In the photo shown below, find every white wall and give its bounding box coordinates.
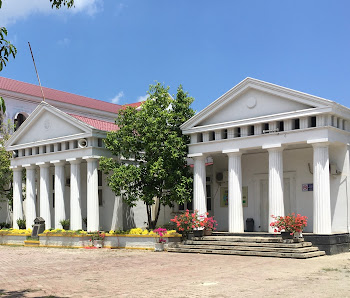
[210,146,349,233]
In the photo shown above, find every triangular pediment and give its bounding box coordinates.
[6,102,93,147]
[197,88,314,126]
[182,78,334,130]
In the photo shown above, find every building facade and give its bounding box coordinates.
[1,77,155,231]
[181,78,350,235]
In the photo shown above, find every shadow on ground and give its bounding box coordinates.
[0,289,61,298]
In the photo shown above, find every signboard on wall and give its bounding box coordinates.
[302,183,313,192]
[220,187,248,207]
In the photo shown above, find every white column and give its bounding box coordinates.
[68,158,82,230]
[224,149,244,232]
[254,124,262,135]
[300,117,309,129]
[190,134,197,144]
[312,143,332,234]
[37,162,51,229]
[284,119,292,131]
[264,145,284,233]
[202,132,209,142]
[23,164,36,229]
[227,128,235,139]
[84,156,100,232]
[190,154,207,217]
[51,160,66,229]
[214,130,222,141]
[12,166,23,229]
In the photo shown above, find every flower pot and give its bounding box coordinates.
[280,231,293,240]
[93,240,103,248]
[193,230,204,238]
[203,229,213,236]
[293,231,303,239]
[154,242,164,252]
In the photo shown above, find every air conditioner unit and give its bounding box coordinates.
[216,171,228,182]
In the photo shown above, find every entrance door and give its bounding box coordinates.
[258,175,294,232]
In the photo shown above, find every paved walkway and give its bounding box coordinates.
[0,246,349,297]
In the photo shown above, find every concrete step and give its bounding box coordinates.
[24,240,40,247]
[168,247,326,259]
[186,240,311,248]
[193,236,290,243]
[176,244,320,253]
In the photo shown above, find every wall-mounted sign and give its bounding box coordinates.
[220,187,248,207]
[302,183,313,192]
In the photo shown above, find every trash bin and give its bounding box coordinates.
[246,218,254,232]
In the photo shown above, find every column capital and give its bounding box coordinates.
[36,162,50,168]
[308,138,329,147]
[223,149,242,156]
[262,144,284,151]
[23,164,37,170]
[83,156,100,162]
[67,158,82,165]
[10,165,22,171]
[51,160,66,166]
[188,153,206,160]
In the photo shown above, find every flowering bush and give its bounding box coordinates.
[42,229,88,236]
[270,213,308,234]
[0,228,32,235]
[153,228,167,243]
[89,231,105,241]
[129,228,144,235]
[171,209,200,235]
[202,215,218,231]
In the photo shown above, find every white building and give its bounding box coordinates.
[1,77,151,231]
[181,77,350,240]
[2,76,350,253]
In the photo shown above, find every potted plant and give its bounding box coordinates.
[16,218,26,229]
[90,231,105,248]
[59,219,70,230]
[171,209,200,240]
[270,213,308,240]
[153,228,167,251]
[202,215,217,236]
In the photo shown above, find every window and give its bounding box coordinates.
[311,116,316,127]
[14,113,27,131]
[279,121,284,132]
[52,174,55,208]
[98,170,103,206]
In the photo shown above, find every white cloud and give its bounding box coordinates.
[137,94,149,102]
[110,91,124,104]
[0,0,103,26]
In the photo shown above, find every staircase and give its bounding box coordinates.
[168,233,325,259]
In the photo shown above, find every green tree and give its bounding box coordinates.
[100,83,195,229]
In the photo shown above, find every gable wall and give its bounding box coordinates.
[198,89,314,126]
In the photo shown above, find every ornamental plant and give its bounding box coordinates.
[270,213,308,235]
[170,209,201,237]
[202,215,218,231]
[153,228,167,243]
[90,231,105,242]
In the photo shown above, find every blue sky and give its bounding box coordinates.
[1,0,349,112]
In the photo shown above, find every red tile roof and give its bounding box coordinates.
[123,101,144,109]
[69,114,119,132]
[0,77,122,114]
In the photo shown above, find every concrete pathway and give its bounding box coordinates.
[0,246,349,297]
